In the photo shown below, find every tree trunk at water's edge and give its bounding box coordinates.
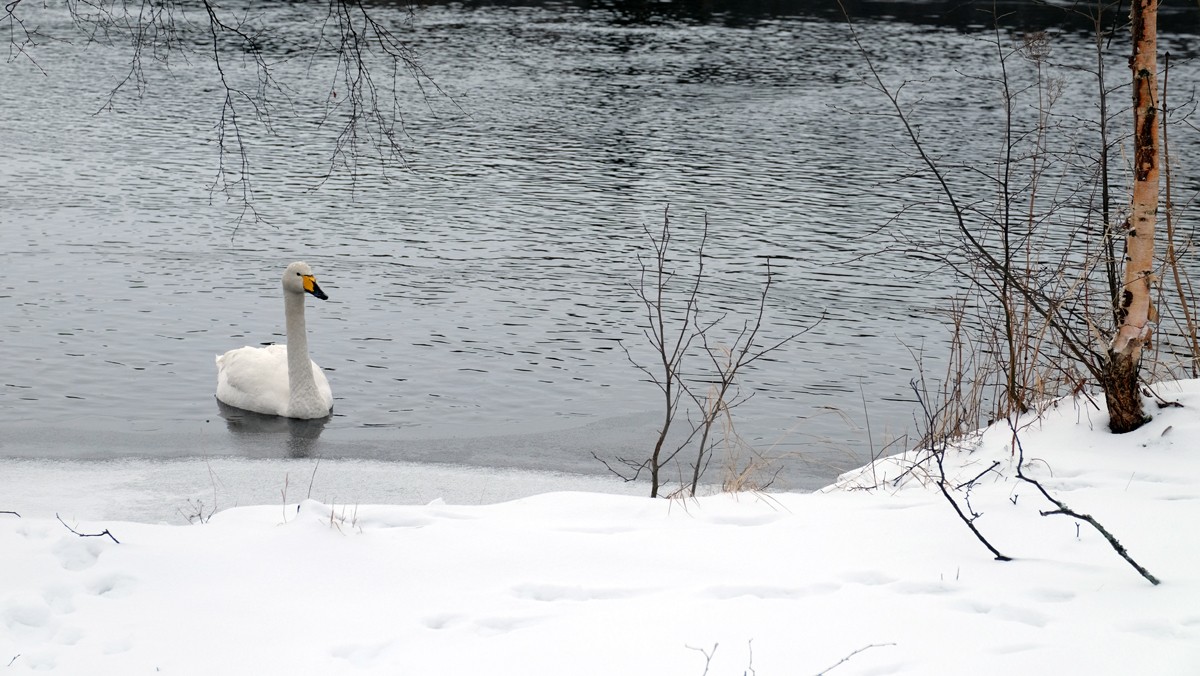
[1104,0,1159,434]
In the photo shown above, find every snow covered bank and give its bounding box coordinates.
[0,458,647,525]
[2,383,1199,674]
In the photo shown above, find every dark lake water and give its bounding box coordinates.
[3,0,1199,493]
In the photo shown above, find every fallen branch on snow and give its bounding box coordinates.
[56,513,120,544]
[1012,436,1160,586]
[815,642,896,675]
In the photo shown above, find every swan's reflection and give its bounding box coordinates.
[215,399,330,458]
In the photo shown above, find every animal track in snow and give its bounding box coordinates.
[840,570,898,586]
[86,574,136,599]
[1027,587,1075,603]
[704,584,836,600]
[102,634,134,655]
[41,583,78,614]
[15,522,52,540]
[54,625,84,646]
[14,650,57,671]
[954,600,1048,628]
[3,596,53,633]
[331,640,389,666]
[1118,619,1190,639]
[51,537,105,571]
[2,593,67,646]
[889,580,958,596]
[421,613,464,630]
[473,614,543,635]
[511,583,644,602]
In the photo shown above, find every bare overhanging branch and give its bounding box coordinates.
[6,0,453,226]
[839,2,1120,389]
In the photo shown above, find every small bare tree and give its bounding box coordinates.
[597,207,818,498]
[687,260,819,496]
[605,207,705,498]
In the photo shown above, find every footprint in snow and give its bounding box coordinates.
[2,593,67,646]
[12,650,57,671]
[473,614,543,635]
[51,537,106,571]
[953,600,1048,628]
[86,573,136,599]
[39,583,79,615]
[511,583,643,602]
[15,522,53,540]
[3,596,53,634]
[422,613,465,630]
[889,580,959,596]
[1118,619,1192,639]
[840,570,898,586]
[1027,587,1075,603]
[102,634,133,655]
[704,584,834,600]
[331,641,390,666]
[54,625,84,646]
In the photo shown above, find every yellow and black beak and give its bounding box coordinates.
[303,275,329,300]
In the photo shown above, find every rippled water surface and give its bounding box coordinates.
[3,2,1198,489]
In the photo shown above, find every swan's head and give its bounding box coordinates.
[283,261,329,300]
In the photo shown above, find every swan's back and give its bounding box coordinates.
[215,344,332,418]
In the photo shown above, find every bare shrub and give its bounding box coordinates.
[596,207,820,498]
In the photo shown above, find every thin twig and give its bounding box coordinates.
[55,514,120,544]
[955,460,1002,490]
[307,456,322,500]
[686,643,718,676]
[912,380,1011,562]
[814,642,896,675]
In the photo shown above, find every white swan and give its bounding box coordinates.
[215,261,334,419]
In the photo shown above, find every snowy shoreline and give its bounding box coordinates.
[0,457,649,525]
[3,383,1198,674]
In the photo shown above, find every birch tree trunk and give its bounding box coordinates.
[1104,0,1159,433]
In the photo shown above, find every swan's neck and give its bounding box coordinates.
[284,291,319,405]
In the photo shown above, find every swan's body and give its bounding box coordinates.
[215,262,333,419]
